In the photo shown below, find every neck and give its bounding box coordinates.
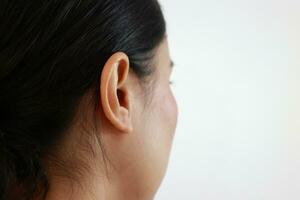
[43,167,155,200]
[44,170,120,200]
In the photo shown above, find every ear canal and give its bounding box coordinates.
[117,88,129,110]
[117,89,123,100]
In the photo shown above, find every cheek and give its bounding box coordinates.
[160,87,178,137]
[124,85,178,198]
[151,85,178,154]
[168,89,178,132]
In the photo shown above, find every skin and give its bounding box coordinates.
[44,38,178,200]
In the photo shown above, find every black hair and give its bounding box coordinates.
[0,0,166,199]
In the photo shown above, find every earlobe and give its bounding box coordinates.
[100,52,133,133]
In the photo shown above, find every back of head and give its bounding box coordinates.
[0,0,166,199]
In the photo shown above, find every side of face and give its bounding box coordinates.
[130,38,178,198]
[99,38,178,199]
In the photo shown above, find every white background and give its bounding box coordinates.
[155,0,300,200]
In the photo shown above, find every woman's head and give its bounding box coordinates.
[0,0,177,199]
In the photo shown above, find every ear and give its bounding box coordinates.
[100,52,133,133]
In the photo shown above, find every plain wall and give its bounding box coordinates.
[155,0,299,200]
